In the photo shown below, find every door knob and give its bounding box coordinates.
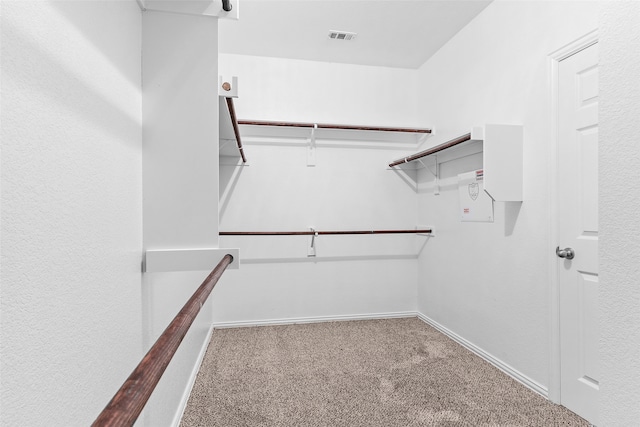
[556,246,575,260]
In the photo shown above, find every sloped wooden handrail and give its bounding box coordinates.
[220,229,432,236]
[92,254,234,427]
[389,133,472,167]
[237,119,432,134]
[225,98,247,163]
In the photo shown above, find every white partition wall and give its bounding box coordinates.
[141,11,220,426]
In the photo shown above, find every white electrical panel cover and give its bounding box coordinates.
[458,170,494,222]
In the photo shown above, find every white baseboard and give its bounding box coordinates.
[212,311,418,329]
[171,324,216,427]
[416,312,548,398]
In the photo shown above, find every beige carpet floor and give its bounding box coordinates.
[181,317,588,426]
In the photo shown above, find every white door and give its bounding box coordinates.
[557,42,599,425]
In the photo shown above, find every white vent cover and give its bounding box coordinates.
[328,30,357,41]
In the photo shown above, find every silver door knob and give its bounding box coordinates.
[556,246,575,260]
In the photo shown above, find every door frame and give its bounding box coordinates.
[547,29,598,404]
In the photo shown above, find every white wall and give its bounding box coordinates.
[414,1,598,393]
[141,11,220,426]
[221,54,423,127]
[599,2,640,424]
[1,1,143,425]
[215,55,424,324]
[142,13,219,251]
[217,143,421,323]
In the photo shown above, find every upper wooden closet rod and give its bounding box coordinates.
[389,133,472,167]
[225,97,247,163]
[237,119,432,134]
[220,229,432,236]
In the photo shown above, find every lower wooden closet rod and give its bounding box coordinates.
[220,229,432,236]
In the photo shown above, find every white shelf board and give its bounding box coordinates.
[144,248,240,273]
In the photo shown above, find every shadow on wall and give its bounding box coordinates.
[219,160,246,220]
[390,166,418,192]
[5,7,141,146]
[504,202,522,236]
[52,1,141,88]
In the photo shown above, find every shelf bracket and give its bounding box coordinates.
[419,156,440,195]
[307,124,317,167]
[218,76,238,97]
[307,227,317,257]
[434,155,440,195]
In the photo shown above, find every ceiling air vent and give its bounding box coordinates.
[328,30,357,41]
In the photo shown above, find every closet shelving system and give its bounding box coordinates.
[235,119,433,135]
[388,124,523,202]
[220,229,433,236]
[220,94,433,163]
[218,107,434,237]
[219,78,522,203]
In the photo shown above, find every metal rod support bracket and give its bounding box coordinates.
[308,227,317,257]
[307,124,317,166]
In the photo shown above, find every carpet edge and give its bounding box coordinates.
[171,324,217,427]
[416,312,549,398]
[211,311,419,329]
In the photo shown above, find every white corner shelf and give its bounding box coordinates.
[388,123,523,202]
[144,248,240,273]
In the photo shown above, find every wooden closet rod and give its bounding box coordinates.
[226,97,247,163]
[220,229,432,236]
[389,133,472,167]
[92,254,234,427]
[237,119,432,134]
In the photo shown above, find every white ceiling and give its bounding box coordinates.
[219,0,492,69]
